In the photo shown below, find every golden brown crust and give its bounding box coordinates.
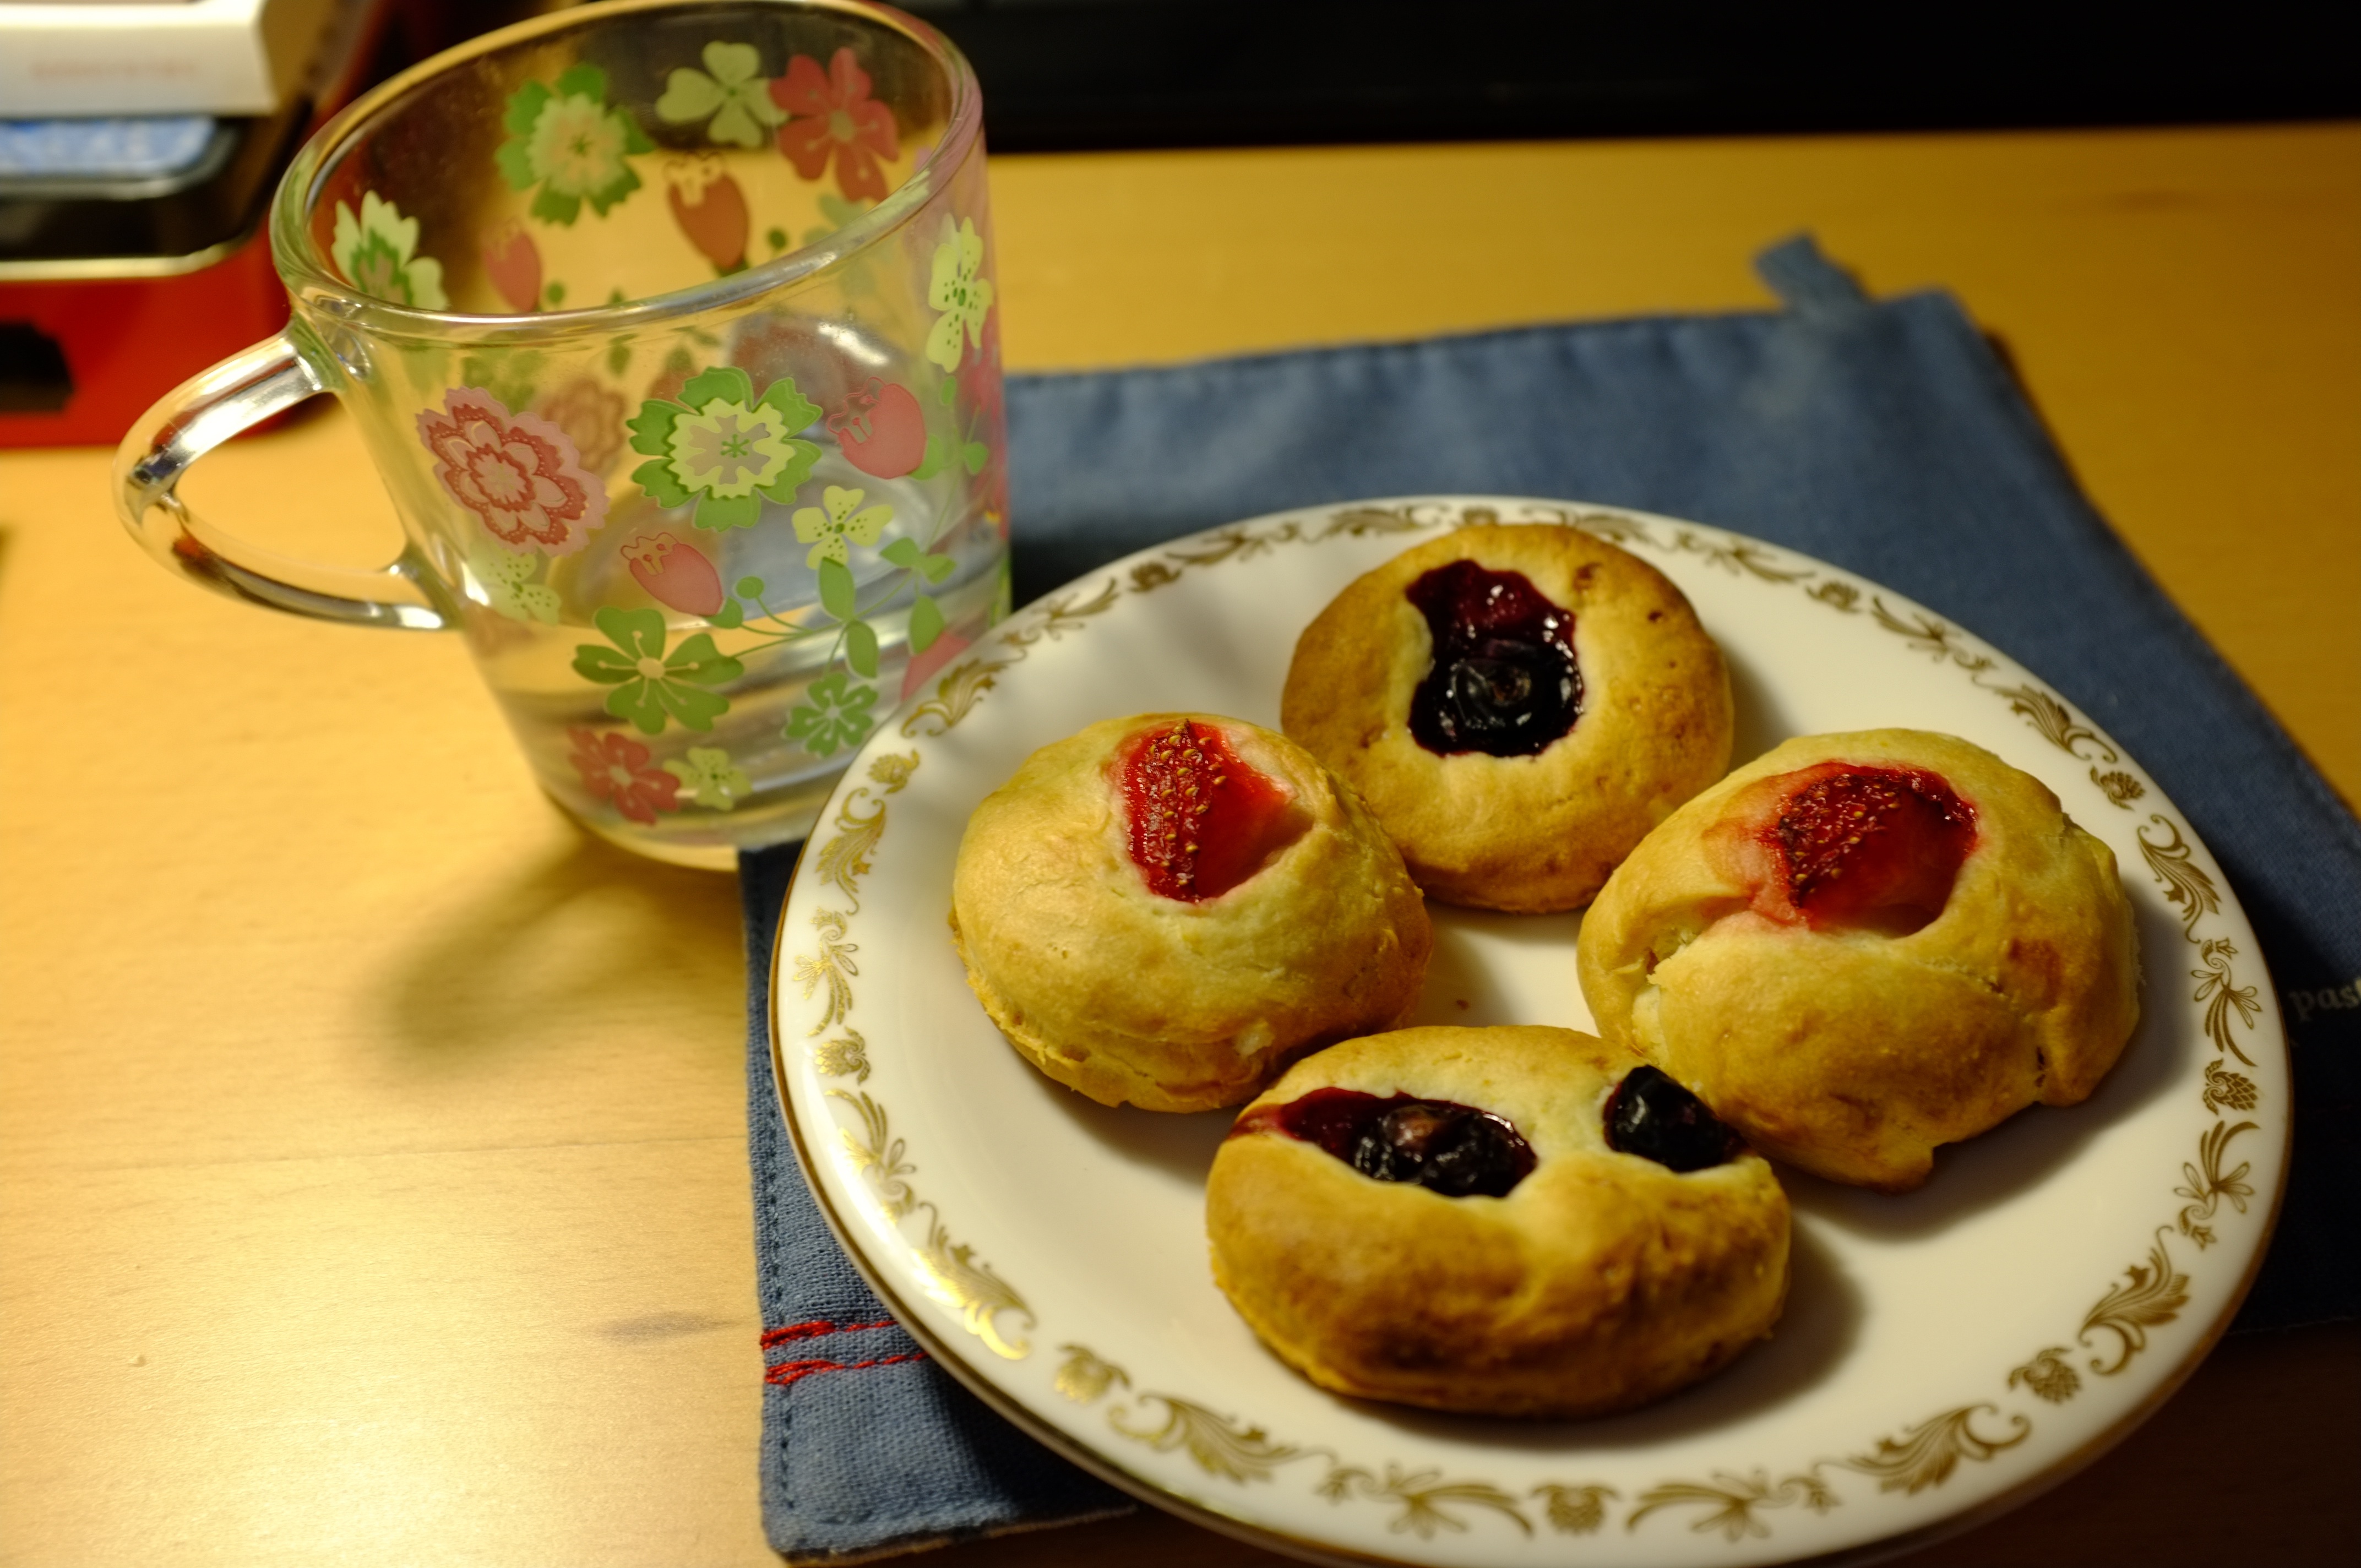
[951,714,1433,1112]
[1205,1026,1790,1418]
[1280,524,1733,912]
[1576,729,2141,1191]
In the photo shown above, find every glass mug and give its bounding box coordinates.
[114,0,1007,867]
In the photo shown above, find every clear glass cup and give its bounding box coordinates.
[114,0,1008,867]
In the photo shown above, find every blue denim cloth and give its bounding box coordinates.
[741,236,2360,1560]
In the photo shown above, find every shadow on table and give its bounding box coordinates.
[367,823,744,1069]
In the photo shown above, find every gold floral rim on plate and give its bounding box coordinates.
[770,497,2289,1568]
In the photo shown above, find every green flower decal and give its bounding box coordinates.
[791,484,893,568]
[329,192,446,308]
[629,365,822,531]
[785,671,878,758]
[496,64,655,225]
[655,41,786,149]
[923,214,993,372]
[799,190,871,248]
[467,537,559,624]
[663,745,752,810]
[572,606,743,734]
[458,350,545,414]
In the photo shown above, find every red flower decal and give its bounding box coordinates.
[623,531,725,615]
[416,389,607,554]
[481,220,542,313]
[959,310,1005,432]
[957,311,1008,523]
[664,154,750,274]
[769,48,898,203]
[567,727,683,825]
[827,379,927,479]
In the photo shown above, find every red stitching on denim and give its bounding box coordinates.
[764,1351,928,1387]
[759,1316,899,1348]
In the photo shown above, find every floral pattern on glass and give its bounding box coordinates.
[532,374,627,475]
[655,41,786,149]
[828,379,927,479]
[628,364,823,531]
[664,745,753,810]
[479,219,543,314]
[663,153,751,274]
[330,192,446,309]
[466,537,559,624]
[792,484,894,568]
[786,670,879,758]
[567,728,683,824]
[943,309,1005,511]
[623,531,726,616]
[572,606,743,734]
[415,389,608,554]
[496,64,654,225]
[770,47,899,202]
[924,215,993,373]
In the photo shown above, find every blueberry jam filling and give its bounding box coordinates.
[1404,560,1581,757]
[1237,1087,1537,1198]
[1603,1065,1742,1173]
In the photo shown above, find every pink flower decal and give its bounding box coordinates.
[482,220,543,313]
[567,727,683,825]
[623,531,724,615]
[769,48,898,203]
[957,308,1006,505]
[959,310,1005,432]
[416,389,607,554]
[827,379,926,479]
[534,375,627,475]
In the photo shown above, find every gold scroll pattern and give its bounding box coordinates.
[2075,1233,2194,1375]
[1628,1404,2028,1539]
[1586,510,2272,1414]
[795,748,1035,1361]
[1053,1348,1619,1540]
[899,579,1122,738]
[1128,502,1452,594]
[781,502,2277,1545]
[1626,1472,1838,1542]
[1055,1343,2047,1545]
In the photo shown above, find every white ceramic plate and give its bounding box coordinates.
[770,497,2288,1567]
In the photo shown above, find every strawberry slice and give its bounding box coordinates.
[1769,764,1976,932]
[1119,719,1301,901]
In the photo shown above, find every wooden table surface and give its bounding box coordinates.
[3,123,2355,1567]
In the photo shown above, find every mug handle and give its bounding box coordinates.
[112,331,458,630]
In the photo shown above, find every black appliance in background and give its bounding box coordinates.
[893,0,2361,153]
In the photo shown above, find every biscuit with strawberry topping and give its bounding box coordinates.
[1576,729,2138,1191]
[952,714,1432,1112]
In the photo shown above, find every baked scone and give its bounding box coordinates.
[1577,729,2140,1192]
[1281,524,1732,913]
[951,714,1432,1112]
[1207,1025,1790,1418]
